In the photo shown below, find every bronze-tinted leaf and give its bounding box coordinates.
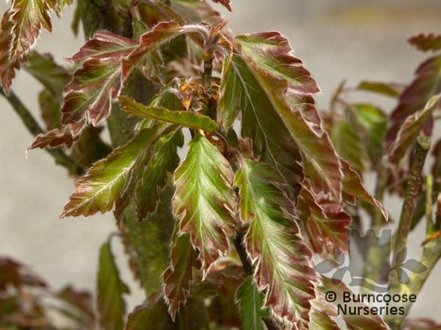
[356,81,402,98]
[236,33,342,200]
[409,33,441,53]
[388,95,440,165]
[31,127,77,149]
[61,127,161,218]
[8,0,53,61]
[219,55,303,189]
[61,32,137,127]
[132,0,186,30]
[386,54,441,145]
[172,135,237,274]
[56,285,95,324]
[0,12,20,92]
[163,233,197,319]
[235,159,317,327]
[298,183,350,257]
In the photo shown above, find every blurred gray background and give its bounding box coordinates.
[1,0,440,322]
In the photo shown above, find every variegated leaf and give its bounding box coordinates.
[172,135,237,274]
[235,158,317,327]
[61,127,161,217]
[0,11,20,92]
[236,33,343,201]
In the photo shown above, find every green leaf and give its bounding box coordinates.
[235,159,317,326]
[8,0,53,61]
[386,54,441,145]
[38,89,61,130]
[388,95,440,164]
[171,0,221,24]
[122,187,175,295]
[61,127,161,217]
[356,81,401,98]
[24,51,71,97]
[236,33,343,200]
[236,276,269,330]
[409,33,441,52]
[61,31,137,128]
[97,238,129,330]
[54,0,73,16]
[132,0,185,30]
[136,130,183,219]
[331,120,367,172]
[163,233,197,319]
[219,55,303,188]
[119,96,219,132]
[352,103,387,168]
[172,135,237,274]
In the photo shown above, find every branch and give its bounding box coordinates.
[0,89,83,176]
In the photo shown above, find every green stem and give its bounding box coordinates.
[1,89,83,176]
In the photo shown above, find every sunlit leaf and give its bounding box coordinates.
[61,127,161,217]
[136,130,183,219]
[119,96,219,132]
[236,276,269,330]
[172,135,237,274]
[61,31,137,127]
[97,238,129,330]
[163,233,197,319]
[236,33,342,200]
[388,95,440,165]
[409,33,441,53]
[235,158,317,326]
[219,55,303,188]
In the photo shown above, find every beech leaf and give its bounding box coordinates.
[298,183,351,257]
[31,127,76,149]
[236,33,343,200]
[386,53,441,145]
[61,32,137,127]
[136,130,183,219]
[172,135,237,274]
[388,95,440,165]
[24,51,70,97]
[219,55,303,188]
[211,0,232,11]
[119,96,219,132]
[235,159,317,326]
[409,33,441,52]
[163,233,197,319]
[356,81,401,98]
[0,12,20,92]
[236,276,269,330]
[61,127,161,218]
[97,238,129,330]
[9,0,53,61]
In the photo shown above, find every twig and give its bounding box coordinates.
[0,89,83,176]
[392,136,430,262]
